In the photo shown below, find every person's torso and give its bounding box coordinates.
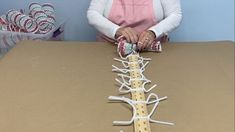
[103,0,164,23]
[97,0,166,43]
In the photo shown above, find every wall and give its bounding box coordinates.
[0,0,234,42]
[171,0,235,41]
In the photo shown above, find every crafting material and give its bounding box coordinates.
[109,46,173,131]
[117,36,162,57]
[0,2,56,34]
[6,10,38,33]
[29,3,55,34]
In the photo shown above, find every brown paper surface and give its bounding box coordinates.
[0,40,234,132]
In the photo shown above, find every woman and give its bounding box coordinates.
[87,0,182,51]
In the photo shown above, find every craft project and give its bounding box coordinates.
[116,36,162,56]
[0,2,56,34]
[109,38,173,132]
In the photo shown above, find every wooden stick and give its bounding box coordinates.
[128,54,151,132]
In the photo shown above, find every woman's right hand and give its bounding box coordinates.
[115,27,138,44]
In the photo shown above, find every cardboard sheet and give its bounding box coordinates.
[0,40,234,132]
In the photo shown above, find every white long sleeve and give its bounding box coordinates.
[149,0,182,38]
[87,0,182,39]
[87,0,120,39]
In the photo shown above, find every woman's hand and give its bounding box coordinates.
[137,30,156,51]
[115,27,138,44]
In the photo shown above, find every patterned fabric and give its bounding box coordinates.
[117,36,166,56]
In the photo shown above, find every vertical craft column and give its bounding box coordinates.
[128,54,151,132]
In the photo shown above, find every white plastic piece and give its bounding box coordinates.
[117,51,151,61]
[108,94,173,126]
[112,60,149,73]
[110,51,174,132]
[116,78,157,94]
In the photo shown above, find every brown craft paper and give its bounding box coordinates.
[0,40,234,132]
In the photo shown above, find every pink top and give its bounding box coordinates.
[88,0,182,42]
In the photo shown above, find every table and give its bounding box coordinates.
[0,41,234,132]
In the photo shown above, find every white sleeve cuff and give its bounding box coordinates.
[111,25,120,39]
[148,28,164,39]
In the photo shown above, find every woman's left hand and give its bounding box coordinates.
[137,30,156,51]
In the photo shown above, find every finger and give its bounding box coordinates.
[145,33,154,49]
[137,32,146,50]
[125,30,135,43]
[122,31,130,43]
[137,42,143,51]
[144,31,156,49]
[138,32,146,43]
[128,29,138,43]
[147,39,154,49]
[125,28,137,43]
[142,38,149,50]
[142,33,150,50]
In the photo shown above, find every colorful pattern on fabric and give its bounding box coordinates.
[117,36,162,56]
[0,3,57,54]
[0,3,56,34]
